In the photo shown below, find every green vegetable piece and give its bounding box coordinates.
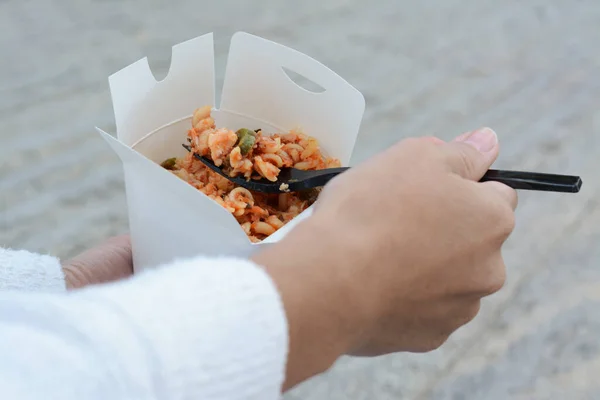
[238,134,256,155]
[160,157,177,170]
[236,128,256,140]
[236,128,256,155]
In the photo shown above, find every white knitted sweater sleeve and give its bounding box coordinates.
[0,250,288,400]
[0,248,66,292]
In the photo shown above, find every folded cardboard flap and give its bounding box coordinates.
[109,34,216,148]
[97,32,365,272]
[97,127,252,271]
[221,32,365,165]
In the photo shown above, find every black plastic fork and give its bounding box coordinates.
[182,144,582,194]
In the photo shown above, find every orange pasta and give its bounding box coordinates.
[160,106,340,242]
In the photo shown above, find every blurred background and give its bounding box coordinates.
[1,0,599,398]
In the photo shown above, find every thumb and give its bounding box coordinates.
[442,127,500,180]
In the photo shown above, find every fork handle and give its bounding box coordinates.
[479,169,582,193]
[308,168,581,193]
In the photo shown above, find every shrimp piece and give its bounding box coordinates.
[178,152,193,170]
[190,107,215,152]
[249,235,262,243]
[231,158,254,179]
[192,106,212,127]
[294,159,318,170]
[203,183,220,196]
[266,215,284,230]
[229,146,243,168]
[289,149,301,163]
[172,168,189,182]
[261,153,284,168]
[287,128,307,142]
[224,187,251,214]
[247,206,269,223]
[240,159,254,179]
[301,138,319,160]
[228,187,255,208]
[188,127,211,156]
[298,153,325,170]
[194,117,215,132]
[288,204,301,216]
[241,222,252,236]
[213,175,233,191]
[252,221,276,236]
[257,136,282,154]
[317,158,328,169]
[208,129,238,166]
[296,130,310,147]
[212,195,236,213]
[229,204,246,217]
[326,157,341,168]
[182,153,207,174]
[285,143,304,151]
[279,131,299,143]
[184,172,206,190]
[254,155,280,182]
[196,130,211,156]
[282,143,304,163]
[276,150,294,167]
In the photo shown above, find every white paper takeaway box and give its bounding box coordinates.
[96,32,365,273]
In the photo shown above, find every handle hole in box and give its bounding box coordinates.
[281,67,326,94]
[147,47,173,83]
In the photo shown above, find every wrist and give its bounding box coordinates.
[252,217,365,390]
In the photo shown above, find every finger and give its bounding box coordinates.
[480,181,518,210]
[441,127,500,181]
[451,300,481,330]
[462,254,507,296]
[481,254,507,296]
[64,235,133,289]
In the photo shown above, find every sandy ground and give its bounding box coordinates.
[1,1,599,398]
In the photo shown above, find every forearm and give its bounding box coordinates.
[253,219,363,391]
[0,256,287,400]
[1,220,363,395]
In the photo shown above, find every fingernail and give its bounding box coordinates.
[462,127,497,153]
